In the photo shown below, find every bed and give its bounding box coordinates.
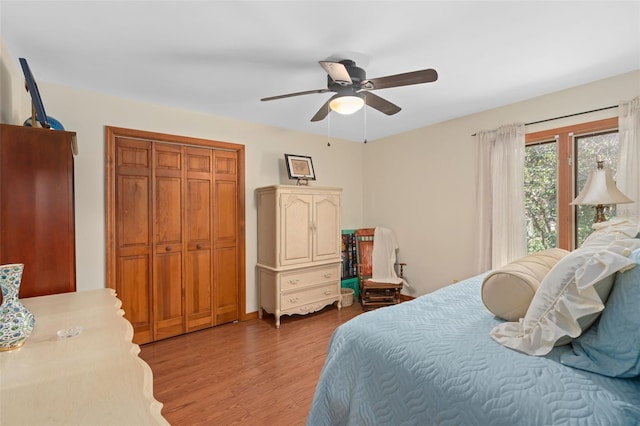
[307,271,640,425]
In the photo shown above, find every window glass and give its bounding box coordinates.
[525,141,557,253]
[574,131,619,247]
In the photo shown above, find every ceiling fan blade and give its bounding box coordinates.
[319,61,352,86]
[363,68,438,91]
[364,92,401,115]
[261,88,329,102]
[310,99,331,122]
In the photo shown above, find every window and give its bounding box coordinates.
[524,118,618,252]
[574,131,619,246]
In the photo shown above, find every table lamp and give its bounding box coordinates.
[571,160,633,223]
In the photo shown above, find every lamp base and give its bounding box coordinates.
[592,204,610,223]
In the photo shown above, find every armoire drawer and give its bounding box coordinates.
[279,264,340,291]
[280,283,339,310]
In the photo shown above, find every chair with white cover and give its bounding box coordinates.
[355,227,405,311]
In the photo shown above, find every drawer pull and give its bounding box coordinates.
[323,273,332,278]
[288,297,300,303]
[288,279,299,285]
[196,244,203,250]
[165,246,172,252]
[324,291,332,295]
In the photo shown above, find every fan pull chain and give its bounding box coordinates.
[327,104,331,147]
[363,98,367,144]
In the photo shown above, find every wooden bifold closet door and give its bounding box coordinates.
[106,127,245,345]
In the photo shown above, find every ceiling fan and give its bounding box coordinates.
[260,59,438,122]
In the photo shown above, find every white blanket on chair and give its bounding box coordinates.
[372,227,403,284]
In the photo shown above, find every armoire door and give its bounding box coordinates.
[279,193,313,266]
[312,194,341,262]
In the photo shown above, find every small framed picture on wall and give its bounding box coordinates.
[284,154,316,180]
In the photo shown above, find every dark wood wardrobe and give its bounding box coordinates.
[0,124,77,300]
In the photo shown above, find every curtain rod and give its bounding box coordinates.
[471,105,618,136]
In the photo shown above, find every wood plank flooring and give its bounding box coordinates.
[139,303,363,425]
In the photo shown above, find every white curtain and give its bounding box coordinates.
[617,97,640,223]
[475,123,527,272]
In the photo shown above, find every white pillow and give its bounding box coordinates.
[584,218,639,244]
[481,248,569,321]
[490,237,640,356]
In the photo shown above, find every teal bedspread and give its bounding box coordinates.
[307,274,640,425]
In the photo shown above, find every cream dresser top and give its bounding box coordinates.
[0,288,168,425]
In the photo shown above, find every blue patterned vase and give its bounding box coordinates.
[0,264,35,351]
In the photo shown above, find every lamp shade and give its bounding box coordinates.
[329,94,364,115]
[571,168,633,206]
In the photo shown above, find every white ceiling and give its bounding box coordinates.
[1,1,639,142]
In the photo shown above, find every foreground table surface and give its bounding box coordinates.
[0,288,168,425]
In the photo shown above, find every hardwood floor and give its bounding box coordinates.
[139,302,363,425]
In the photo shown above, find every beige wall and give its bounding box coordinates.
[3,37,639,305]
[0,39,30,124]
[364,70,640,295]
[0,42,365,313]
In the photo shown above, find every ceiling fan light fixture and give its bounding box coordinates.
[329,94,364,115]
[262,59,438,122]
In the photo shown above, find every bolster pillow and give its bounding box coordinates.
[481,248,570,321]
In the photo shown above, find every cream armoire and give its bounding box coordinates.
[256,185,342,328]
[106,127,245,344]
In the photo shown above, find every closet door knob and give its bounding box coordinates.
[196,244,203,250]
[165,246,172,252]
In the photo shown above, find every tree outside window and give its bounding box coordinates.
[525,141,557,253]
